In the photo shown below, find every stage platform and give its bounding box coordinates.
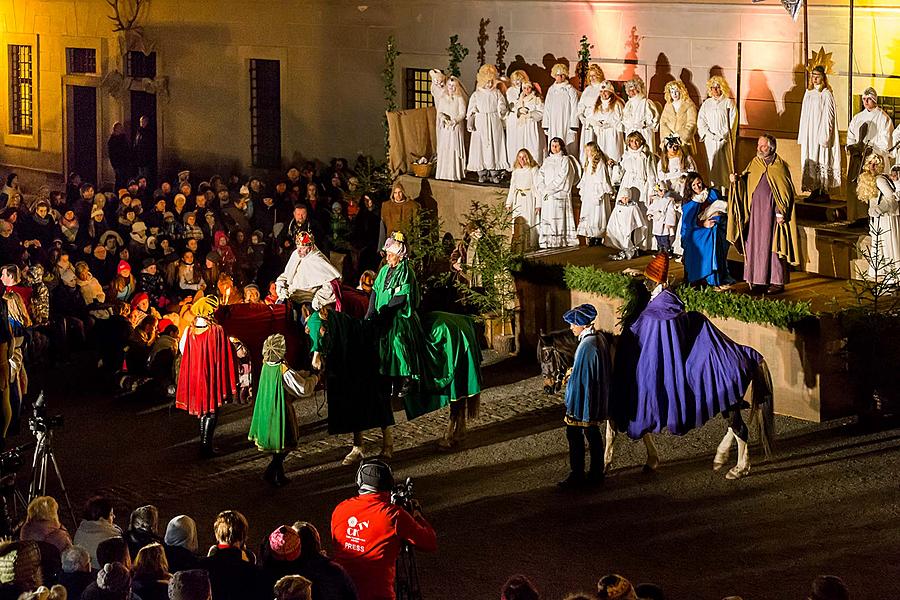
[516,245,856,424]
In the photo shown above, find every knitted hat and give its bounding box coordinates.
[91,207,104,220]
[262,334,287,363]
[117,260,131,275]
[157,318,175,334]
[169,569,211,600]
[97,562,131,592]
[142,257,157,270]
[357,459,394,493]
[643,252,670,284]
[118,188,129,199]
[206,251,221,265]
[131,292,149,310]
[563,303,597,327]
[597,574,637,600]
[810,575,850,600]
[268,526,301,561]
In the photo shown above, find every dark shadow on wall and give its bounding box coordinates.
[779,64,808,135]
[648,52,675,106]
[746,69,780,135]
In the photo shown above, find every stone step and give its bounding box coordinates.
[794,196,847,222]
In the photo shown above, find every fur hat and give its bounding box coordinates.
[563,303,597,327]
[644,252,670,284]
[597,574,637,600]
[268,525,301,561]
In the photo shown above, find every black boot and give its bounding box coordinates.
[262,454,277,484]
[558,426,586,489]
[585,425,605,486]
[273,453,289,487]
[201,413,219,458]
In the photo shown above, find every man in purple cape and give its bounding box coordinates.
[612,252,773,479]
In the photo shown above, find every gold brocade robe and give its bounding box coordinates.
[726,154,801,266]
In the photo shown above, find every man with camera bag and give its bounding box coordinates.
[331,459,437,600]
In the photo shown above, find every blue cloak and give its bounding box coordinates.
[564,330,612,425]
[681,188,732,286]
[616,289,761,439]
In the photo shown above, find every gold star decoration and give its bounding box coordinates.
[806,47,835,75]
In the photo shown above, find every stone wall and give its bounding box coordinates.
[2,0,899,185]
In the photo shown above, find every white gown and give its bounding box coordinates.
[466,86,509,172]
[622,95,661,154]
[798,86,842,191]
[657,154,696,254]
[435,92,468,181]
[586,99,625,162]
[537,153,580,248]
[605,148,656,251]
[506,94,545,166]
[697,96,737,189]
[576,160,613,238]
[577,82,603,162]
[542,82,580,153]
[869,175,900,283]
[506,166,541,250]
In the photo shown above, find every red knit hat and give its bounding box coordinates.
[130,292,149,309]
[117,260,131,275]
[268,525,301,561]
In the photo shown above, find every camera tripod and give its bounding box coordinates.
[395,540,422,600]
[29,426,77,526]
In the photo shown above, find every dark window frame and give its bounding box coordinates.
[9,44,34,135]
[66,47,97,74]
[405,68,433,110]
[249,58,282,169]
[126,51,156,79]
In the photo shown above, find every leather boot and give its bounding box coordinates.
[558,426,586,489]
[263,454,277,484]
[273,453,289,487]
[201,413,219,458]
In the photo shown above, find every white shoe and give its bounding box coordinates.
[341,446,364,466]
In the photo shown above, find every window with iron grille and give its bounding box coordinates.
[249,59,281,169]
[405,68,433,110]
[126,51,156,79]
[66,48,97,74]
[9,44,34,135]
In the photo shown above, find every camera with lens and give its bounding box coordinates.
[391,477,415,511]
[0,447,23,476]
[28,392,63,434]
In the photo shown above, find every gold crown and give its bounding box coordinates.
[806,46,834,75]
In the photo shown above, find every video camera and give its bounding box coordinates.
[0,447,24,477]
[391,477,415,511]
[28,392,63,434]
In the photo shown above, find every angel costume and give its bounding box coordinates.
[577,80,604,161]
[586,93,625,163]
[537,151,580,248]
[543,78,580,155]
[697,95,738,189]
[605,146,656,254]
[798,78,841,193]
[506,164,541,251]
[576,158,614,240]
[846,90,894,220]
[466,84,510,174]
[660,82,699,155]
[865,173,900,283]
[623,82,661,154]
[506,92,545,166]
[434,78,468,181]
[657,153,697,254]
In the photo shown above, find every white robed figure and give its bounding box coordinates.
[466,64,509,183]
[542,63,581,156]
[657,135,697,255]
[585,81,625,164]
[622,76,661,154]
[506,81,545,167]
[798,65,841,197]
[576,142,614,242]
[857,155,900,283]
[846,88,895,220]
[431,70,469,182]
[506,149,542,251]
[576,65,606,162]
[697,76,738,190]
[537,137,580,249]
[605,131,656,258]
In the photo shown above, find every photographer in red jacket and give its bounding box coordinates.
[331,459,437,600]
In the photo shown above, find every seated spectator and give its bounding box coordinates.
[124,505,162,560]
[96,538,131,571]
[58,545,93,600]
[74,262,105,307]
[0,540,43,599]
[809,575,850,600]
[273,575,313,600]
[80,562,137,600]
[635,583,666,600]
[290,521,357,600]
[20,496,72,553]
[258,526,302,596]
[167,569,210,600]
[562,595,593,600]
[72,497,122,570]
[16,584,67,600]
[596,574,637,600]
[199,510,258,600]
[131,543,170,600]
[501,575,540,600]
[162,516,200,574]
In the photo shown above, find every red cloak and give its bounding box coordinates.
[175,322,238,416]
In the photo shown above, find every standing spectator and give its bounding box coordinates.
[162,516,200,574]
[132,116,156,186]
[20,496,72,553]
[59,545,94,600]
[200,510,259,600]
[72,496,122,570]
[107,123,130,191]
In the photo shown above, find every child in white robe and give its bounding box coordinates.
[576,142,614,245]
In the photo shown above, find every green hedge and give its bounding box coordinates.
[516,262,816,330]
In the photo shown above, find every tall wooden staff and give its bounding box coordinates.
[732,42,742,169]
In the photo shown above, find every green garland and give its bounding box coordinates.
[516,262,815,330]
[447,35,469,78]
[381,35,400,158]
[576,35,594,91]
[476,19,490,67]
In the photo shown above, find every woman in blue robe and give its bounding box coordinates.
[681,172,733,286]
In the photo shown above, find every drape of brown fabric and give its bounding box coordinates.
[387,107,437,176]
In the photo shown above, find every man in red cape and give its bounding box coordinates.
[176,295,238,456]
